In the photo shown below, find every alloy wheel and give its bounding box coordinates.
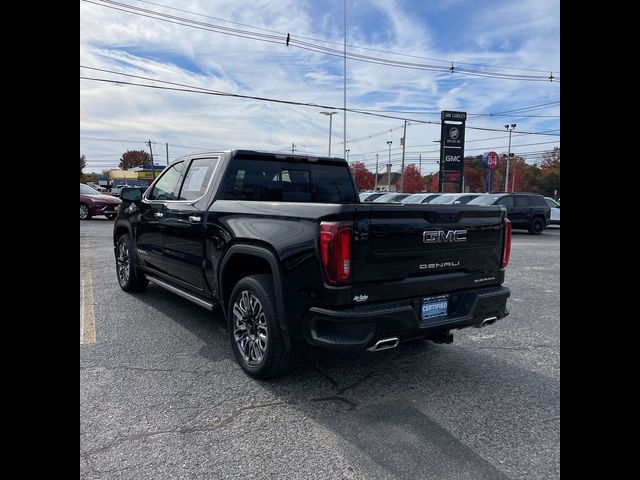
[116,241,130,285]
[232,290,268,366]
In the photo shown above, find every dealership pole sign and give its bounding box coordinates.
[439,111,466,192]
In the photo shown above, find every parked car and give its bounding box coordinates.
[110,183,134,197]
[428,193,483,205]
[372,192,411,203]
[359,192,387,202]
[403,193,443,203]
[87,182,107,193]
[80,183,122,220]
[114,150,511,378]
[544,197,560,225]
[468,192,550,234]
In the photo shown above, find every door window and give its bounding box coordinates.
[178,157,219,200]
[147,161,185,200]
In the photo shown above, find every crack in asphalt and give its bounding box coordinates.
[467,344,557,352]
[81,401,286,458]
[305,361,384,409]
[80,365,218,375]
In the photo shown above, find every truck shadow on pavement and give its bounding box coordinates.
[131,283,559,480]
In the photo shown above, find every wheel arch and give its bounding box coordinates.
[218,244,291,349]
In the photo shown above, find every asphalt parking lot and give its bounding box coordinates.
[80,219,559,480]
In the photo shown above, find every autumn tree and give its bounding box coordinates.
[395,164,424,193]
[80,154,86,177]
[349,161,375,190]
[119,150,151,170]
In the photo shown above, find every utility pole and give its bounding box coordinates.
[400,120,407,192]
[419,153,422,176]
[165,142,169,165]
[291,143,296,153]
[343,0,347,161]
[147,140,154,184]
[386,141,393,192]
[504,124,516,192]
[375,154,379,191]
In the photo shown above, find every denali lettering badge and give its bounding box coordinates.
[423,229,467,243]
[353,295,369,303]
[420,261,460,270]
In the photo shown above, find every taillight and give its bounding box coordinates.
[501,218,512,268]
[319,221,352,285]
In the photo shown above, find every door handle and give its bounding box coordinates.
[188,215,202,223]
[154,212,164,218]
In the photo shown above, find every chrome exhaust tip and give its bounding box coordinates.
[478,316,498,327]
[367,337,399,352]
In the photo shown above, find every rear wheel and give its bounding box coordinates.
[80,203,91,220]
[116,234,148,292]
[528,217,545,235]
[228,274,296,379]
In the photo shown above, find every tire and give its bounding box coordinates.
[80,203,92,220]
[228,274,296,379]
[105,213,117,220]
[115,234,148,292]
[528,216,545,235]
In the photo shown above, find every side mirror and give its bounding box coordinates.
[121,187,142,202]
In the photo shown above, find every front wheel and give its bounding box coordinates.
[116,234,148,292]
[228,274,296,379]
[528,217,545,235]
[80,203,91,220]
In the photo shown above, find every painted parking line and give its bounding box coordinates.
[80,240,96,345]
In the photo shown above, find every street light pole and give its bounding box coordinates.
[346,149,350,162]
[504,123,516,192]
[319,111,337,157]
[386,141,393,191]
[375,153,379,191]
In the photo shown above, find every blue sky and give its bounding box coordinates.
[80,0,559,174]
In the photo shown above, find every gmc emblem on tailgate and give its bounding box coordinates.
[423,229,467,243]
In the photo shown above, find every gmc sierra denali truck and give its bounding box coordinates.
[114,150,511,378]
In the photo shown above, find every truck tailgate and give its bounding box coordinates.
[351,203,505,302]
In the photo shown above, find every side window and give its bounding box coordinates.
[515,195,532,207]
[530,196,547,206]
[147,161,185,201]
[497,196,513,207]
[178,157,218,200]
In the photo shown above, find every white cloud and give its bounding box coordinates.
[80,0,559,174]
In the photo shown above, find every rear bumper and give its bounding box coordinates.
[303,285,510,350]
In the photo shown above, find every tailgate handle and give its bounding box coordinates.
[188,215,202,223]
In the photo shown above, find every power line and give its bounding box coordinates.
[124,0,559,75]
[84,0,559,82]
[80,67,560,136]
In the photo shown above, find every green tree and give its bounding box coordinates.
[80,154,86,177]
[119,150,151,170]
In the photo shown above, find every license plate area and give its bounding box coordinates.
[421,295,448,321]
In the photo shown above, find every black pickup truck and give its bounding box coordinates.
[114,150,511,378]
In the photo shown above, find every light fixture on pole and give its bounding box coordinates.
[319,111,338,157]
[386,141,393,191]
[504,123,516,192]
